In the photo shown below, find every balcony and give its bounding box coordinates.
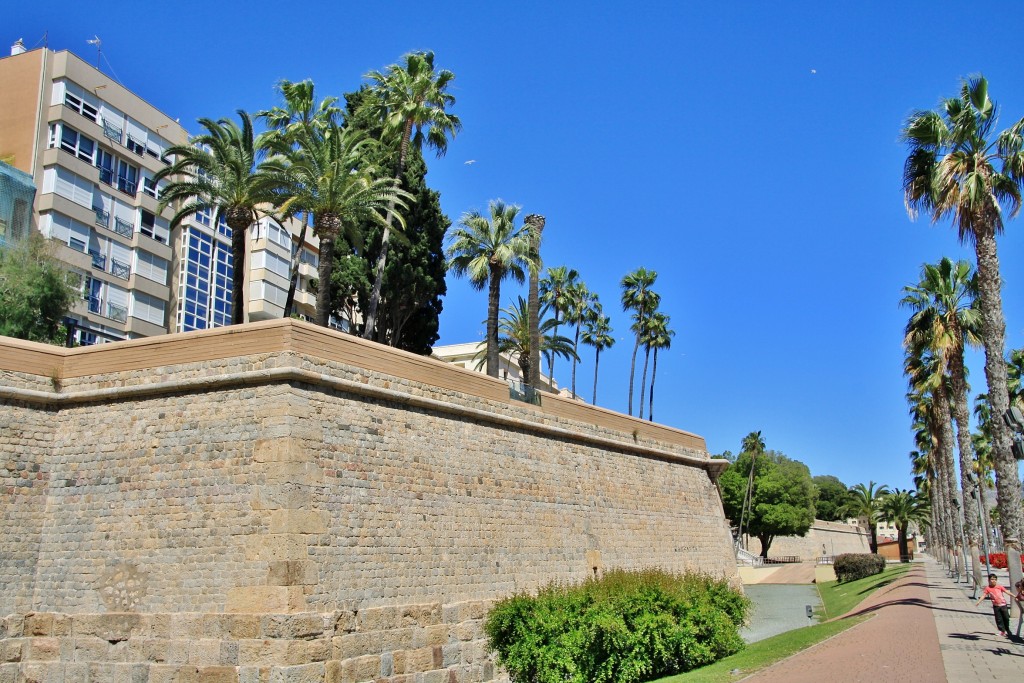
[111,259,131,281]
[89,249,106,271]
[102,119,123,143]
[93,207,109,228]
[113,217,134,239]
[107,302,128,323]
[116,177,137,197]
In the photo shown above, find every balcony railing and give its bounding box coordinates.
[508,380,542,406]
[93,207,109,228]
[102,119,123,143]
[116,177,137,196]
[111,259,131,280]
[107,302,128,323]
[89,249,106,271]
[113,217,134,238]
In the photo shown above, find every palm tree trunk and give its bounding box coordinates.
[571,325,580,398]
[485,263,501,378]
[547,311,560,390]
[283,218,309,318]
[314,214,341,327]
[525,215,544,390]
[364,120,413,341]
[628,338,640,416]
[974,226,1023,587]
[226,209,250,326]
[648,348,659,422]
[638,347,651,420]
[592,348,601,405]
[935,384,960,572]
[949,347,983,588]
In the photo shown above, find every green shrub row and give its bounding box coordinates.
[484,568,750,683]
[833,553,886,582]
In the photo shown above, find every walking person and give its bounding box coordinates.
[976,573,1014,638]
[1014,579,1024,638]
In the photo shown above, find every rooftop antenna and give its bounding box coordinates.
[86,36,101,69]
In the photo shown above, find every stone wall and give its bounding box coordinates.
[746,520,870,560]
[0,320,736,682]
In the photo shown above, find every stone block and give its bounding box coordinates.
[269,510,327,535]
[23,613,53,636]
[356,606,396,632]
[260,614,325,640]
[0,639,22,663]
[196,666,239,683]
[250,484,314,511]
[451,621,481,642]
[332,611,356,635]
[268,662,325,683]
[441,643,461,668]
[149,664,200,683]
[423,624,448,647]
[282,640,329,665]
[267,561,318,587]
[73,613,145,641]
[0,663,17,683]
[238,639,288,667]
[399,603,441,627]
[226,587,306,614]
[25,637,61,661]
[0,616,23,639]
[225,616,261,640]
[21,663,63,683]
[339,655,379,682]
[243,535,309,563]
[188,639,223,666]
[399,646,435,674]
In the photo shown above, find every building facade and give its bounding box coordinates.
[0,44,318,344]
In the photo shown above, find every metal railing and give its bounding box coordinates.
[106,302,128,323]
[110,259,130,280]
[102,119,122,143]
[113,217,133,238]
[93,207,109,228]
[89,250,106,270]
[508,380,542,406]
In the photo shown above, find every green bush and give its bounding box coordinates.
[833,553,886,583]
[484,568,749,683]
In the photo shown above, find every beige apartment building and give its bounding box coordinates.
[0,41,318,343]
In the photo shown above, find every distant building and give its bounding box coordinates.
[0,42,318,344]
[0,160,34,244]
[432,342,574,397]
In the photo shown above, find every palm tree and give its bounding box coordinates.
[539,266,579,389]
[646,312,675,422]
[446,201,532,378]
[902,257,983,586]
[1008,349,1024,408]
[362,51,461,340]
[902,76,1024,580]
[258,79,341,317]
[523,215,545,390]
[581,303,614,405]
[844,482,891,554]
[495,296,577,384]
[621,268,659,416]
[736,430,766,549]
[879,489,932,562]
[268,122,408,327]
[155,111,277,325]
[564,281,595,399]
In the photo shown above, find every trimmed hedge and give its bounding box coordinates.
[484,568,749,683]
[983,553,1024,569]
[833,553,886,583]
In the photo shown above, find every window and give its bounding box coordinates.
[299,248,319,268]
[126,135,145,156]
[116,158,138,195]
[212,245,233,327]
[217,214,231,239]
[58,125,96,163]
[139,209,169,244]
[267,221,291,250]
[96,149,115,186]
[135,249,168,285]
[142,176,158,199]
[64,90,99,123]
[253,250,290,278]
[195,206,212,227]
[49,167,94,208]
[131,291,165,326]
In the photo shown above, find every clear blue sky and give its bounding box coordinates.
[9,1,1024,490]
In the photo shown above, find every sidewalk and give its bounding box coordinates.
[742,555,1024,682]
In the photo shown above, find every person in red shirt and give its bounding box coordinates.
[976,573,1013,637]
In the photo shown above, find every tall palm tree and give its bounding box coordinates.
[446,201,532,378]
[1008,349,1024,408]
[564,281,595,399]
[539,266,579,390]
[621,268,659,416]
[258,80,341,317]
[902,257,983,587]
[646,312,675,422]
[879,489,932,562]
[362,51,461,340]
[523,214,545,390]
[736,430,766,549]
[844,482,891,554]
[494,296,577,384]
[581,303,614,405]
[155,111,277,325]
[903,76,1024,582]
[268,123,408,327]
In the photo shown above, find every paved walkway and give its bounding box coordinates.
[742,555,1024,682]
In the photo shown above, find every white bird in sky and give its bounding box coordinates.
[464,159,476,165]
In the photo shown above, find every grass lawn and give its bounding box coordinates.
[653,562,914,683]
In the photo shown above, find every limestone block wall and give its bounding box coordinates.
[746,520,870,560]
[0,320,736,682]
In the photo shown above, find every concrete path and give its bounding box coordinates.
[740,554,1024,682]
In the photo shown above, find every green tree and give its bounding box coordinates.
[539,266,579,390]
[0,232,77,344]
[813,475,854,522]
[879,489,932,561]
[155,110,277,325]
[268,122,408,326]
[620,268,659,416]
[564,281,595,399]
[843,482,891,554]
[1008,349,1024,409]
[902,76,1024,578]
[580,302,614,405]
[902,257,983,586]
[494,296,577,383]
[719,446,816,558]
[361,51,461,340]
[446,200,532,377]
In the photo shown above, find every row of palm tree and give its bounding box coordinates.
[845,481,931,561]
[154,52,459,337]
[901,75,1024,585]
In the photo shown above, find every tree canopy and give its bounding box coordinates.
[813,475,854,522]
[0,232,77,344]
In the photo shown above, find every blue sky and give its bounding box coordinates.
[9,1,1024,490]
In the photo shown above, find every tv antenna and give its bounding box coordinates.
[86,36,101,68]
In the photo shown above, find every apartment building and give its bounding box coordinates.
[0,42,317,344]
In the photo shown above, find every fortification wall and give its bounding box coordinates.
[746,520,870,560]
[0,320,735,682]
